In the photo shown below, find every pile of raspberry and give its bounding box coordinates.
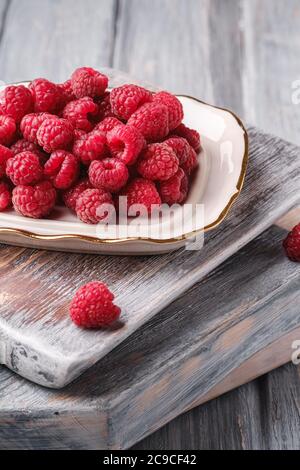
[0,67,201,223]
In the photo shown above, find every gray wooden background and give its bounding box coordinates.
[0,0,300,449]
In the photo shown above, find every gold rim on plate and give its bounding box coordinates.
[0,90,249,246]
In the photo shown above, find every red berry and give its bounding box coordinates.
[94,116,123,135]
[164,136,190,166]
[12,181,56,219]
[62,177,92,212]
[181,145,198,175]
[73,129,87,140]
[44,150,79,190]
[107,124,145,165]
[37,118,74,153]
[137,143,179,181]
[20,112,57,144]
[0,144,13,177]
[58,80,76,106]
[73,130,106,165]
[159,168,188,205]
[76,188,113,224]
[94,91,115,121]
[153,91,183,130]
[128,102,169,142]
[283,223,300,262]
[29,78,62,113]
[69,281,120,328]
[89,158,129,193]
[71,67,108,99]
[0,181,11,211]
[0,114,16,146]
[120,177,161,214]
[110,84,153,121]
[0,85,33,123]
[62,97,98,132]
[10,138,46,161]
[6,151,43,186]
[172,123,201,153]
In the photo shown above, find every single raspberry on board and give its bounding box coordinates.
[137,143,179,181]
[283,223,300,262]
[107,124,145,165]
[0,144,13,177]
[172,123,201,153]
[44,150,79,190]
[10,138,46,162]
[58,80,76,106]
[153,91,183,130]
[0,85,33,122]
[127,102,169,142]
[62,97,98,132]
[6,151,43,186]
[62,177,92,212]
[69,281,121,328]
[73,130,107,165]
[20,112,57,145]
[71,67,108,99]
[12,181,56,218]
[89,158,129,193]
[37,118,74,153]
[119,177,161,215]
[0,114,16,146]
[75,188,113,224]
[163,136,190,166]
[159,168,188,205]
[0,180,12,211]
[181,145,198,175]
[29,78,62,113]
[94,117,123,135]
[110,84,153,121]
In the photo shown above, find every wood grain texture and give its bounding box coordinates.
[0,0,116,83]
[0,226,300,449]
[1,128,300,387]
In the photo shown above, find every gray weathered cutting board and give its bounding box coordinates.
[0,127,299,388]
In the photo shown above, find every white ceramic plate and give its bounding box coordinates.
[0,74,248,254]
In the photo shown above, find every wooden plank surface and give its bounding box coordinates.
[0,225,300,449]
[0,0,300,449]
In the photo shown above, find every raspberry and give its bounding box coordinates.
[6,152,43,186]
[0,181,11,211]
[76,188,113,224]
[0,85,33,123]
[120,177,161,214]
[44,150,79,190]
[0,114,16,146]
[0,144,13,177]
[20,112,57,145]
[29,78,62,113]
[94,91,115,121]
[283,223,300,262]
[10,138,46,161]
[62,97,98,132]
[137,143,179,181]
[73,130,106,165]
[69,281,120,328]
[181,145,198,175]
[12,181,56,218]
[89,158,129,193]
[94,117,123,135]
[163,136,190,166]
[172,123,201,153]
[58,80,76,106]
[73,129,87,140]
[153,91,183,130]
[159,168,188,205]
[71,67,108,99]
[107,125,145,165]
[37,118,74,153]
[128,102,169,142]
[62,177,92,212]
[110,84,153,121]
